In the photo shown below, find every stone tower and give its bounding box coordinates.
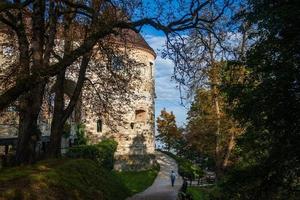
[80,30,156,170]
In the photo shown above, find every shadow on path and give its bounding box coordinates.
[127,151,183,200]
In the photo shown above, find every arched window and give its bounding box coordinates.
[96,119,102,132]
[135,109,147,122]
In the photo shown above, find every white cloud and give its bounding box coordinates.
[144,35,166,50]
[144,35,188,127]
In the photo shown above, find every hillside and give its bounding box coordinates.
[0,159,131,200]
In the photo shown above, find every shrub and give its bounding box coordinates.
[66,139,118,170]
[178,161,195,180]
[161,150,204,181]
[62,122,71,138]
[75,123,87,145]
[178,160,203,180]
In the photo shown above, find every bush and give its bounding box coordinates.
[75,123,87,145]
[161,151,204,180]
[178,159,203,181]
[66,139,118,170]
[62,122,71,138]
[178,161,195,180]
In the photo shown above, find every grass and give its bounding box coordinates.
[0,159,131,200]
[0,158,160,200]
[115,164,160,195]
[187,186,218,200]
[187,187,208,200]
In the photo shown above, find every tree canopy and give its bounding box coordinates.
[156,108,181,151]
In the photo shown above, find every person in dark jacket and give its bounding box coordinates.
[170,170,176,187]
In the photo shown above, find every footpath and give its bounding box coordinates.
[127,151,183,200]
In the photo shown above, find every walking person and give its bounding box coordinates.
[170,170,176,187]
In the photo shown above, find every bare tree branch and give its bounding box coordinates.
[0,0,33,12]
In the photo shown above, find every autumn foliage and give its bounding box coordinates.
[156,108,181,151]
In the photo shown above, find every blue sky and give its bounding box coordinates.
[140,26,188,127]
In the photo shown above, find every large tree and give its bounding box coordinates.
[186,86,243,171]
[0,0,230,110]
[164,1,249,178]
[219,0,300,199]
[0,0,230,164]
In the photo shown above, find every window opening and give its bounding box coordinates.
[135,110,147,122]
[97,119,102,132]
[130,122,135,129]
[149,62,153,77]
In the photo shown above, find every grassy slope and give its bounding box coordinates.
[116,165,160,195]
[187,187,206,200]
[187,186,216,200]
[0,159,130,200]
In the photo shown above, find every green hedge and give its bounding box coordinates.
[74,123,87,145]
[66,139,118,170]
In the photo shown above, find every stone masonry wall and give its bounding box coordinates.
[82,48,156,170]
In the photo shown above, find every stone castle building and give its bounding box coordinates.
[0,28,156,170]
[81,31,157,170]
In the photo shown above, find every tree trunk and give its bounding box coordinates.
[16,84,45,164]
[208,32,222,179]
[48,121,64,157]
[15,0,47,164]
[212,82,222,179]
[48,53,90,157]
[222,132,235,169]
[48,70,65,157]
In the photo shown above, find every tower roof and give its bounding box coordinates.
[0,21,156,58]
[108,29,156,58]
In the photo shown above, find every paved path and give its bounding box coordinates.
[127,152,183,200]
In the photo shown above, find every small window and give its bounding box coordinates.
[97,119,102,132]
[149,62,153,77]
[130,122,135,129]
[135,109,147,122]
